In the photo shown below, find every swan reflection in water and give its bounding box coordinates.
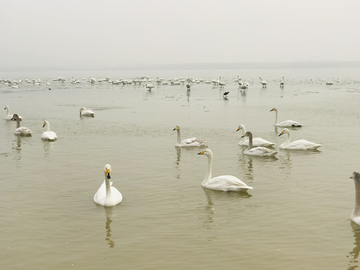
[347,222,360,270]
[104,207,115,248]
[174,148,181,180]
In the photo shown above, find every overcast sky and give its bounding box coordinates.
[1,0,359,69]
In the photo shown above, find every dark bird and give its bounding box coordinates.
[223,91,229,98]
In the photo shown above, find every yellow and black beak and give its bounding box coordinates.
[173,127,178,131]
[236,127,240,132]
[106,169,111,179]
[279,131,284,137]
[198,151,205,155]
[241,133,247,138]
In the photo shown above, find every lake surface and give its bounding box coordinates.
[1,67,360,269]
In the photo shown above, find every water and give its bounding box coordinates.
[1,68,360,269]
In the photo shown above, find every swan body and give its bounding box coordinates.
[259,77,267,88]
[350,171,360,225]
[11,114,32,136]
[41,120,57,141]
[270,107,302,127]
[4,106,22,121]
[173,125,207,147]
[80,107,95,117]
[236,125,275,147]
[198,149,253,192]
[278,128,321,150]
[94,164,123,207]
[241,131,277,157]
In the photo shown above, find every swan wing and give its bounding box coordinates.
[276,120,302,127]
[14,127,32,136]
[282,139,321,150]
[180,137,207,147]
[245,146,277,156]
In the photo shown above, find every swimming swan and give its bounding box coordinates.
[270,108,302,127]
[198,149,253,192]
[11,114,32,136]
[241,131,277,157]
[236,125,275,147]
[278,128,321,150]
[4,106,22,121]
[173,125,207,147]
[80,107,95,117]
[350,171,360,226]
[41,120,57,141]
[94,164,123,207]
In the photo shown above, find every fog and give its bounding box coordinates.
[1,0,359,69]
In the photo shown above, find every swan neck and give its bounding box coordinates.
[238,126,246,142]
[274,109,279,125]
[353,179,360,216]
[202,154,213,186]
[105,178,112,204]
[176,129,181,144]
[16,118,20,128]
[46,122,50,132]
[5,107,9,116]
[284,130,291,145]
[246,133,253,150]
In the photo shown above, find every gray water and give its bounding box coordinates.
[1,68,360,269]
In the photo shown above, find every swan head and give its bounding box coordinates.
[80,107,86,112]
[173,125,180,131]
[11,114,20,121]
[4,106,9,111]
[104,164,111,179]
[42,120,49,128]
[198,148,213,157]
[278,128,290,137]
[241,131,252,138]
[350,171,360,181]
[270,108,277,112]
[236,125,245,132]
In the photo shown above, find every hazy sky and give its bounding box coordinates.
[1,0,359,69]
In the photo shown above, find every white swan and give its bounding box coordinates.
[198,149,253,192]
[236,125,275,147]
[4,106,22,121]
[270,108,302,127]
[12,114,32,136]
[173,125,207,147]
[278,128,321,150]
[94,164,123,207]
[259,77,267,88]
[80,107,95,117]
[143,83,154,90]
[41,120,57,141]
[350,171,360,226]
[241,131,277,157]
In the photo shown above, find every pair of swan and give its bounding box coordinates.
[173,125,207,147]
[11,114,32,136]
[4,106,22,121]
[94,164,123,207]
[80,107,95,117]
[198,149,253,192]
[270,108,302,127]
[41,120,57,141]
[236,125,275,147]
[241,132,277,157]
[278,128,321,150]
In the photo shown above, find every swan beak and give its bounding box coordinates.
[42,124,45,128]
[270,108,274,112]
[236,127,240,132]
[279,131,284,137]
[241,134,247,138]
[198,151,205,155]
[173,127,178,131]
[106,169,111,179]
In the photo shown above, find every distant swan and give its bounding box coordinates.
[143,83,155,90]
[11,114,32,136]
[80,107,95,117]
[278,128,321,150]
[236,125,275,147]
[350,171,360,226]
[173,125,207,147]
[94,164,123,207]
[41,120,57,141]
[241,131,277,157]
[259,77,267,88]
[4,106,22,121]
[270,108,302,127]
[198,149,253,192]
[280,77,285,87]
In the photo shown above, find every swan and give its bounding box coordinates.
[280,77,285,87]
[278,128,321,150]
[198,149,253,192]
[80,107,95,117]
[350,171,360,226]
[241,131,277,157]
[173,125,207,147]
[11,114,32,136]
[259,77,267,88]
[4,106,22,121]
[143,83,155,90]
[94,164,123,207]
[270,108,302,127]
[41,120,57,141]
[236,125,275,147]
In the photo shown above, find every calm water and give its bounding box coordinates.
[1,68,360,269]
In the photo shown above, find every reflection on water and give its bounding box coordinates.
[174,148,181,180]
[186,89,190,102]
[43,140,55,157]
[237,154,254,181]
[105,208,115,248]
[347,222,360,270]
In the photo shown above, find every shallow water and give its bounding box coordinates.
[1,68,360,269]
